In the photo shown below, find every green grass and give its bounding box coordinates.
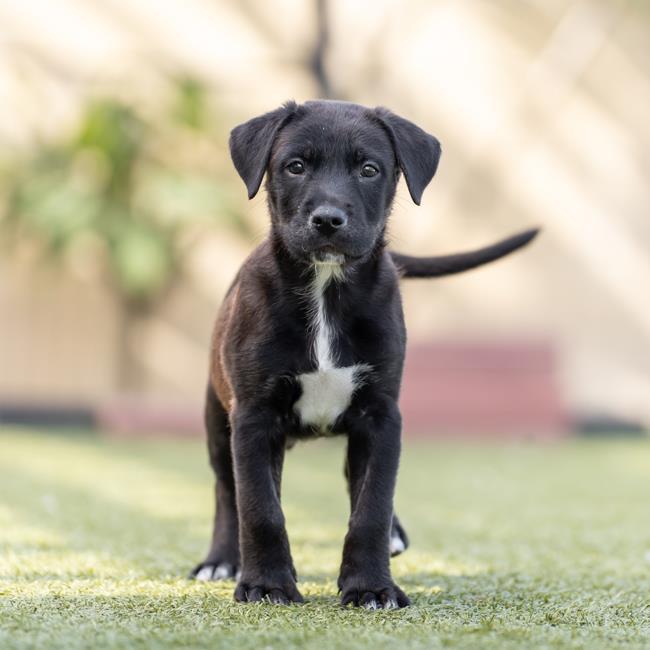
[1,429,649,649]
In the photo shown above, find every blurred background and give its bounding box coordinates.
[1,0,648,439]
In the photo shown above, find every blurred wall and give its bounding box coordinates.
[0,0,648,424]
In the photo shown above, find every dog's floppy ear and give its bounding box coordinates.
[374,108,441,205]
[229,101,298,199]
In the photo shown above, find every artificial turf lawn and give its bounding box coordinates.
[0,430,649,649]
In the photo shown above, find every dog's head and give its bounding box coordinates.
[229,100,441,265]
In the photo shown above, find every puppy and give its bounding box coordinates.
[191,100,537,609]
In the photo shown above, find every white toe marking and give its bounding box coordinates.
[213,565,230,579]
[390,533,406,555]
[195,566,214,581]
[363,600,379,610]
[384,598,398,610]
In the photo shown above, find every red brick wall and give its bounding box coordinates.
[400,340,568,439]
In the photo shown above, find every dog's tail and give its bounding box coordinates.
[390,228,539,279]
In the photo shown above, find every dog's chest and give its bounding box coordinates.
[293,264,368,432]
[294,365,361,431]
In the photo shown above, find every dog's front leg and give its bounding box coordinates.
[338,397,410,609]
[231,405,303,605]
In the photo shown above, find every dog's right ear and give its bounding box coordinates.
[229,101,298,199]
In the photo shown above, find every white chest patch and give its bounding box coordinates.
[295,365,360,430]
[294,260,369,431]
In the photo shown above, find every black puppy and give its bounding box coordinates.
[191,100,537,609]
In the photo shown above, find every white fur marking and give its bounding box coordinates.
[196,563,234,581]
[390,533,406,555]
[295,261,369,430]
[296,366,359,429]
[213,565,231,580]
[195,566,214,581]
[310,261,343,370]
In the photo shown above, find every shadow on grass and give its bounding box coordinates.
[0,463,207,579]
[1,460,496,612]
[3,434,579,616]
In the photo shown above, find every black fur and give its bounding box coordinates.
[390,228,539,278]
[190,100,538,609]
[374,107,441,205]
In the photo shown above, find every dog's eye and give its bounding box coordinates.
[286,160,305,175]
[361,163,379,178]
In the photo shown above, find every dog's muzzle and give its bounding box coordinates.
[309,206,348,237]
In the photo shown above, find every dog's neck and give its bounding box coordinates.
[268,232,387,367]
[268,232,350,370]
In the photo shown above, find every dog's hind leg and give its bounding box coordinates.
[190,384,240,581]
[389,514,409,557]
[344,459,409,558]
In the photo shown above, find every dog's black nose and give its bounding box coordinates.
[309,206,348,236]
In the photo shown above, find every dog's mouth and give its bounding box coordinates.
[311,245,346,265]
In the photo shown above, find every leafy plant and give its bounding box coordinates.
[1,80,249,388]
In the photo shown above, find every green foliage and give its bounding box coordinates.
[172,76,209,130]
[1,82,246,307]
[75,101,143,196]
[1,432,649,649]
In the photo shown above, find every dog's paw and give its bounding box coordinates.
[234,575,304,605]
[390,517,409,557]
[340,581,410,610]
[190,561,240,582]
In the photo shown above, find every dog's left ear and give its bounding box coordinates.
[375,108,441,205]
[229,101,298,199]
